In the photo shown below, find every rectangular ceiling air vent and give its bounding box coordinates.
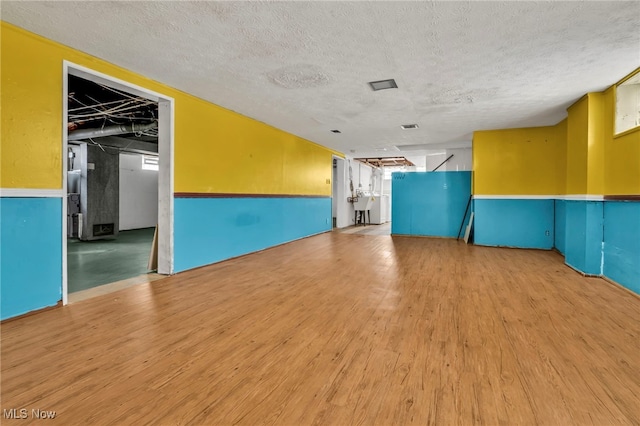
[331,129,341,134]
[368,79,398,91]
[400,124,419,130]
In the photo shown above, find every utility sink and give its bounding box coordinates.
[353,195,374,210]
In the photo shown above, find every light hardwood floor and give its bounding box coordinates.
[2,232,640,425]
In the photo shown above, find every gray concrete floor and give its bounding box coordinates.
[67,227,155,293]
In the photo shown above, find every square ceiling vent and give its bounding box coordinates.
[368,79,398,91]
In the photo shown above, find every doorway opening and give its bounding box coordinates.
[63,63,174,304]
[332,156,350,229]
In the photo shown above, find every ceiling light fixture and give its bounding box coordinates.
[400,124,419,129]
[368,79,398,91]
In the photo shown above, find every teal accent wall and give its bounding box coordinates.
[1,197,62,320]
[391,171,471,238]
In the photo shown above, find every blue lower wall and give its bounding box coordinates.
[554,200,566,255]
[1,197,62,320]
[174,196,331,272]
[603,201,640,294]
[391,171,471,237]
[474,199,554,249]
[564,201,603,275]
[3,194,636,320]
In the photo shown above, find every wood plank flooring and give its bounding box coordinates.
[2,232,640,425]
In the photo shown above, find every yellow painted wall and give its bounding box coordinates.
[556,119,568,194]
[603,84,640,195]
[1,22,340,195]
[472,123,566,195]
[473,79,639,198]
[472,67,640,198]
[586,93,606,195]
[564,91,606,196]
[474,80,638,198]
[566,96,589,194]
[173,97,335,194]
[1,24,64,189]
[566,81,640,196]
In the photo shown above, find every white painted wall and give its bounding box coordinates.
[424,148,472,171]
[119,152,158,230]
[354,160,373,192]
[333,157,350,229]
[382,179,391,196]
[332,159,338,218]
[425,151,448,171]
[344,159,375,225]
[444,148,472,171]
[405,155,426,168]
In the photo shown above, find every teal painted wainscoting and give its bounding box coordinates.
[603,201,640,294]
[474,198,554,249]
[1,197,62,320]
[564,201,603,276]
[554,199,566,255]
[174,195,331,273]
[391,171,471,238]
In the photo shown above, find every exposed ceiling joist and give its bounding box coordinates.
[67,74,158,144]
[355,157,415,168]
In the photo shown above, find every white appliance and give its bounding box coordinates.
[370,195,390,224]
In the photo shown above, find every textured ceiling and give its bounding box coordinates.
[3,1,639,157]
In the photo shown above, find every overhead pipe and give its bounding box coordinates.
[68,121,157,141]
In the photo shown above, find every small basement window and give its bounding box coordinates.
[141,155,159,171]
[615,70,640,135]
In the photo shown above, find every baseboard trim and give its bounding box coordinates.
[601,276,640,301]
[473,243,553,251]
[175,229,332,274]
[562,262,639,299]
[1,300,63,323]
[564,262,600,277]
[391,234,460,240]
